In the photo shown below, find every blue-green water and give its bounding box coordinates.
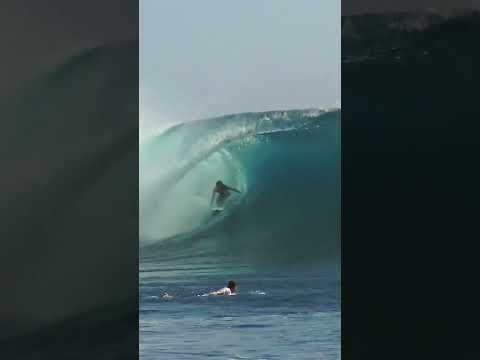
[140,262,339,360]
[140,109,341,359]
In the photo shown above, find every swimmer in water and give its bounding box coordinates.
[207,280,237,296]
[210,180,241,209]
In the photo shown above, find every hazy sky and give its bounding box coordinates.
[140,0,340,131]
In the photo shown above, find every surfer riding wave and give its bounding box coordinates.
[210,180,241,210]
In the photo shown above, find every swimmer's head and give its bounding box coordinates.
[227,280,237,292]
[216,180,223,186]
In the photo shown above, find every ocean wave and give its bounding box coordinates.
[140,109,340,264]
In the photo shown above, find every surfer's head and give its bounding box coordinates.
[216,180,223,186]
[227,280,237,292]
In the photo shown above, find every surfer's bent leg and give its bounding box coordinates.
[217,192,230,207]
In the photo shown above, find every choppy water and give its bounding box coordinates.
[140,262,340,360]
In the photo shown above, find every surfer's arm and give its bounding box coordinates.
[227,186,241,193]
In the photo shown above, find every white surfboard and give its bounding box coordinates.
[211,207,224,214]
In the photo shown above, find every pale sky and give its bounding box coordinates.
[140,0,340,133]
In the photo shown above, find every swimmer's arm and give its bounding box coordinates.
[209,288,229,296]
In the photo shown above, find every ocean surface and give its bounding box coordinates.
[140,109,341,359]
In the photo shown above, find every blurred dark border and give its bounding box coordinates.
[1,1,138,359]
[342,1,480,358]
[4,1,480,358]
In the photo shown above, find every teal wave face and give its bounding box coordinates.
[140,109,340,264]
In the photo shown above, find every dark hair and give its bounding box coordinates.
[216,180,223,186]
[227,280,236,290]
